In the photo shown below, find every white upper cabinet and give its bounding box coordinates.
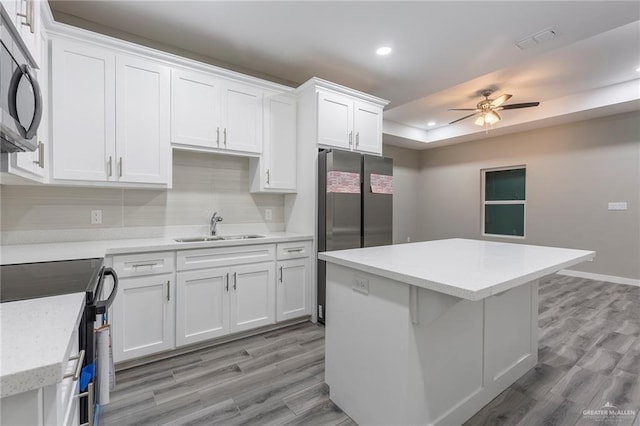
[51,37,170,185]
[317,90,353,150]
[250,93,297,193]
[223,82,262,154]
[116,55,170,184]
[353,100,383,154]
[170,69,222,148]
[2,0,41,67]
[171,69,263,155]
[51,39,115,182]
[317,89,384,154]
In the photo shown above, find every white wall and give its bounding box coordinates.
[417,111,640,280]
[0,150,285,244]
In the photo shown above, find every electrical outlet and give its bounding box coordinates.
[353,276,370,295]
[265,208,272,221]
[407,236,411,243]
[91,210,102,225]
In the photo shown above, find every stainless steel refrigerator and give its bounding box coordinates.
[317,149,393,324]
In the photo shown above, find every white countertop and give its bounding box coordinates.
[318,238,595,301]
[0,232,313,265]
[0,293,85,397]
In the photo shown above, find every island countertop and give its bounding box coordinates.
[318,238,595,300]
[0,293,85,398]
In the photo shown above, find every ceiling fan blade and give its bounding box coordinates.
[449,112,479,125]
[448,108,478,111]
[501,102,540,110]
[491,94,512,107]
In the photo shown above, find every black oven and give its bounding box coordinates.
[0,7,43,153]
[0,258,118,425]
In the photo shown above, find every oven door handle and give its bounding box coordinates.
[95,267,118,315]
[8,64,43,140]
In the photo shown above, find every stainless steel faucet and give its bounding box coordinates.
[210,212,223,236]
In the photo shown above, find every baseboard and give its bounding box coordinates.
[558,269,640,287]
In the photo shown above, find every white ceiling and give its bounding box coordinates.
[48,1,640,149]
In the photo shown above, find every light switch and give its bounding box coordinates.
[608,202,628,211]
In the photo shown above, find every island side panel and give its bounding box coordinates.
[483,281,539,391]
[325,263,412,426]
[406,287,485,425]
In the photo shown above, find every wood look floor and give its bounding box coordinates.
[101,275,640,426]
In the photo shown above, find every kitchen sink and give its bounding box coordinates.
[221,234,265,240]
[174,234,265,243]
[174,236,225,243]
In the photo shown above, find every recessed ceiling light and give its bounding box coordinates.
[376,46,392,56]
[636,66,640,72]
[427,121,436,127]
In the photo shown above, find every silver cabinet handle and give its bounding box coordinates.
[233,272,237,290]
[225,273,229,292]
[216,127,220,147]
[223,128,227,147]
[266,169,270,185]
[119,157,123,177]
[108,156,112,177]
[286,248,304,253]
[166,280,170,301]
[33,141,44,168]
[279,266,283,282]
[349,131,353,147]
[78,382,94,426]
[64,349,86,381]
[356,132,360,147]
[132,262,158,268]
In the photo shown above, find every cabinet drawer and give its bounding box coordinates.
[277,241,312,260]
[177,244,275,271]
[112,251,175,277]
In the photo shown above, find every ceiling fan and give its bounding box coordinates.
[448,90,540,127]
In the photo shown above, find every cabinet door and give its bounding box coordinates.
[353,100,383,155]
[230,262,275,333]
[51,39,115,181]
[223,82,262,154]
[171,69,222,148]
[112,274,175,362]
[276,258,311,322]
[317,90,353,150]
[176,268,230,347]
[264,94,296,191]
[17,0,40,67]
[115,55,170,184]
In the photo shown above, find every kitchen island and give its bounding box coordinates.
[318,238,595,426]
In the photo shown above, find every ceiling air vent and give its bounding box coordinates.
[515,28,557,50]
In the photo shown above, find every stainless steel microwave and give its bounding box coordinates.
[1,7,42,153]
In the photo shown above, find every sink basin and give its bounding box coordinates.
[174,234,265,243]
[174,236,225,243]
[220,234,265,240]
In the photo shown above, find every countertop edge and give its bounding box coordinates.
[318,250,596,301]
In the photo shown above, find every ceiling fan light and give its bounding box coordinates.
[485,111,500,124]
[474,115,485,126]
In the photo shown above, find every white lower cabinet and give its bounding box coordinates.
[276,258,311,322]
[176,262,275,347]
[112,273,175,362]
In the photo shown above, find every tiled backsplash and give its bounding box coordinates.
[0,150,285,244]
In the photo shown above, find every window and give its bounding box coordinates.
[482,166,526,238]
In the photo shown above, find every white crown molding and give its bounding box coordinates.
[296,77,389,107]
